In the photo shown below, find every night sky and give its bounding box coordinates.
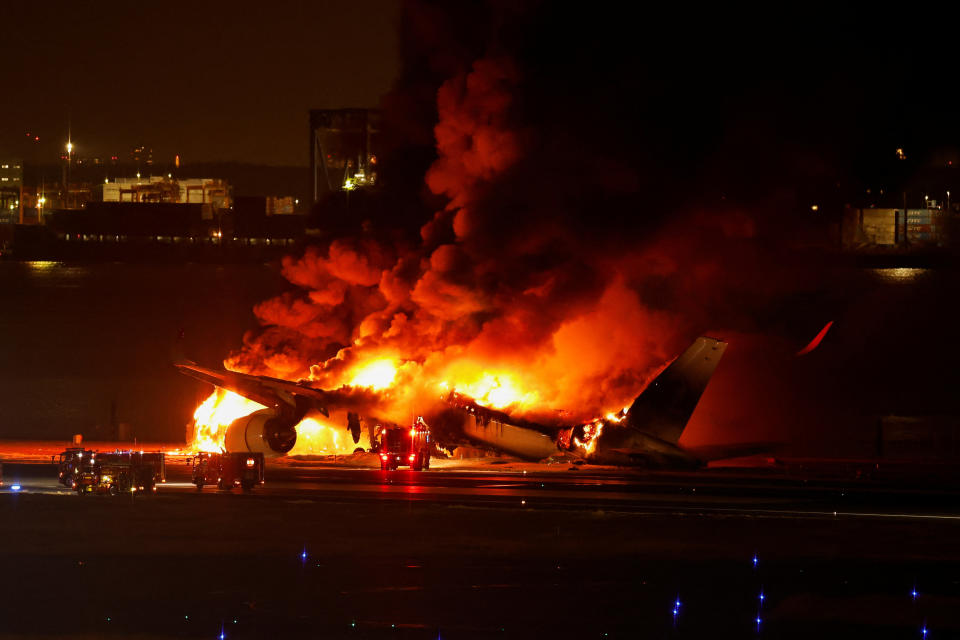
[0,1,399,167]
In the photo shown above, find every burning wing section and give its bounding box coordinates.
[175,359,334,456]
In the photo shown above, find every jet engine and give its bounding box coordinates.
[223,409,297,456]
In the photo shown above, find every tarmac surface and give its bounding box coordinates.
[2,457,960,638]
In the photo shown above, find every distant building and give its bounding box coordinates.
[0,159,23,223]
[100,176,231,218]
[0,159,22,186]
[841,205,953,248]
[309,108,380,202]
[266,196,297,215]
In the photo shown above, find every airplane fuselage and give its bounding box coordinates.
[585,428,701,468]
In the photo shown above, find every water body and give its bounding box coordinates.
[0,261,287,441]
[0,260,957,455]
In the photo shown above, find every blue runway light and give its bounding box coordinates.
[912,586,919,600]
[752,553,758,568]
[10,484,21,491]
[922,624,928,638]
[301,546,308,562]
[759,590,765,605]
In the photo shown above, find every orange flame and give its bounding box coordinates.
[191,388,264,453]
[451,372,539,410]
[190,358,629,457]
[287,414,372,455]
[348,358,398,390]
[190,389,375,456]
[573,419,604,455]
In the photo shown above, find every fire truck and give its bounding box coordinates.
[57,448,95,486]
[190,452,264,492]
[378,418,432,471]
[72,451,166,495]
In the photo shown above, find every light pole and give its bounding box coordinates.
[65,141,73,208]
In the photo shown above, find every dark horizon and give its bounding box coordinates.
[0,1,399,167]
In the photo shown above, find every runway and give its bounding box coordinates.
[3,460,960,638]
[7,458,960,520]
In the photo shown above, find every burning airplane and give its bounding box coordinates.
[177,336,732,467]
[173,53,780,465]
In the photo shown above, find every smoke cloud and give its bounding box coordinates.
[225,3,840,442]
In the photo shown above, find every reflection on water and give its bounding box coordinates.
[869,267,929,283]
[25,260,61,271]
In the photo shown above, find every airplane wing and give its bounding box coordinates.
[174,359,332,418]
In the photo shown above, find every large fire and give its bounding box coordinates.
[192,389,265,453]
[190,390,374,455]
[188,366,624,456]
[348,358,398,390]
[185,53,720,455]
[440,368,540,412]
[288,414,372,455]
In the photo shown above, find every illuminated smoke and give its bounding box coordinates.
[224,55,715,435]
[218,55,694,428]
[215,8,824,444]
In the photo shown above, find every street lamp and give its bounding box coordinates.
[64,141,74,207]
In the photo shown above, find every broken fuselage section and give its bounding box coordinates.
[430,337,728,468]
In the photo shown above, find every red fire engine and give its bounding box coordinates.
[378,418,431,471]
[190,452,264,492]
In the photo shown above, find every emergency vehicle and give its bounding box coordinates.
[72,451,165,495]
[190,452,264,492]
[378,418,431,471]
[57,448,95,486]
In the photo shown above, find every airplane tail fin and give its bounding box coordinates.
[625,336,727,444]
